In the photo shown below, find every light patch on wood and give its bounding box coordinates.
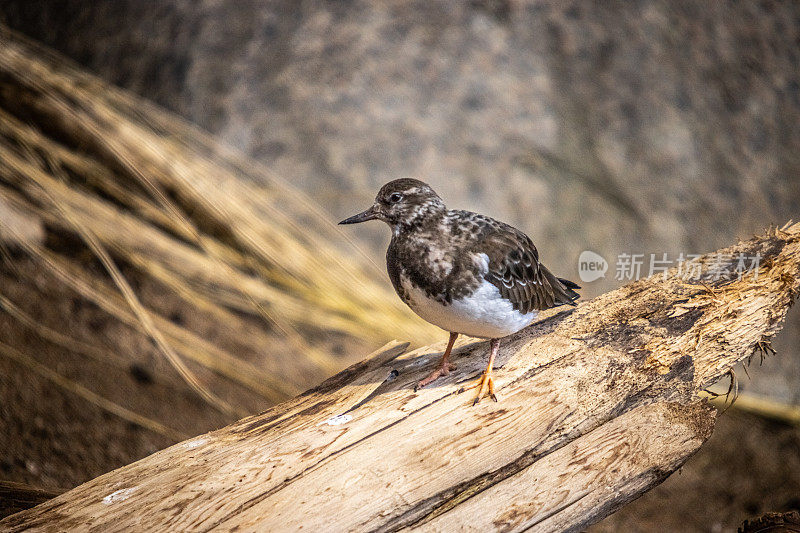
[320,414,353,426]
[181,438,208,449]
[102,488,137,505]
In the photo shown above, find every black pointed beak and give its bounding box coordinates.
[339,206,379,225]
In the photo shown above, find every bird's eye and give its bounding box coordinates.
[388,192,403,204]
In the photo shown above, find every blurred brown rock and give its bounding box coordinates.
[1,0,798,401]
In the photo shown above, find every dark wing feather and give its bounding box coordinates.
[480,227,580,313]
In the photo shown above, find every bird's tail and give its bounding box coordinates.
[539,267,581,307]
[555,276,581,306]
[553,276,581,305]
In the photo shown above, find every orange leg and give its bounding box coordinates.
[471,338,500,405]
[416,332,459,390]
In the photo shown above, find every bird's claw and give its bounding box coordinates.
[464,370,497,405]
[415,361,456,391]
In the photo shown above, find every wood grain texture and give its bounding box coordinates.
[3,223,799,532]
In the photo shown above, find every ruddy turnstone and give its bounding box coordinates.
[340,178,580,404]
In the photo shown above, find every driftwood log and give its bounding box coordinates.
[3,223,798,531]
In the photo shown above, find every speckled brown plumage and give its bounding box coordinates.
[376,182,580,315]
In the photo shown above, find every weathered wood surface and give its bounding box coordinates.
[3,223,799,531]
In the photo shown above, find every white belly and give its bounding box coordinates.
[401,276,538,339]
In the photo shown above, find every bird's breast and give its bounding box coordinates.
[387,236,453,297]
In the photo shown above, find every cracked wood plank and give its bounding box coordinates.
[2,223,799,532]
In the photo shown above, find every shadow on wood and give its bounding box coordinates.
[2,225,798,531]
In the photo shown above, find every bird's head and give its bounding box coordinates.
[339,178,446,232]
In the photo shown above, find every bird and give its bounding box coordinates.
[339,178,580,404]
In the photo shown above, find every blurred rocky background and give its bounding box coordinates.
[3,0,797,399]
[0,1,798,531]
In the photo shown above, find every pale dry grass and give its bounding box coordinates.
[0,26,439,426]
